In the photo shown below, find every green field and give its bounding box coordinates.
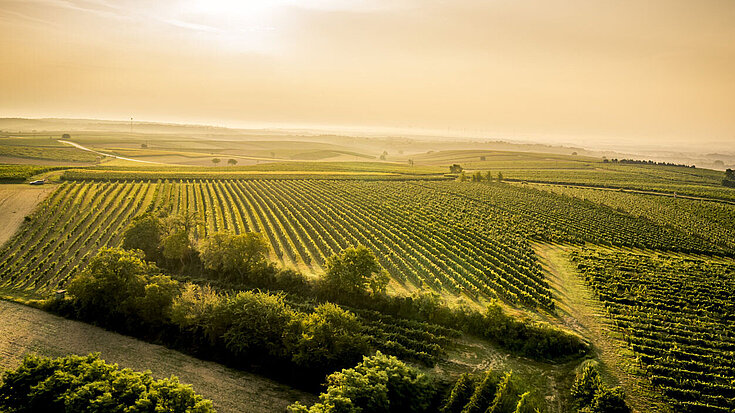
[2,134,735,412]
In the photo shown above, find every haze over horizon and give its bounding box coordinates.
[2,0,734,151]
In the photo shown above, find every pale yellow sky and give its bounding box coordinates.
[1,0,734,149]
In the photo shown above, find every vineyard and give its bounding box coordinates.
[0,180,555,309]
[427,181,730,255]
[3,178,727,308]
[529,184,735,251]
[572,248,735,412]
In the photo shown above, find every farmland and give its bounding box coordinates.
[571,248,735,412]
[1,138,734,412]
[0,300,315,413]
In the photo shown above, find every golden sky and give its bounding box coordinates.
[1,0,734,149]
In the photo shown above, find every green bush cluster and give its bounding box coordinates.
[60,248,371,380]
[289,352,435,413]
[570,365,629,413]
[0,353,214,413]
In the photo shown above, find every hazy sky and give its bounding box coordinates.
[1,0,734,149]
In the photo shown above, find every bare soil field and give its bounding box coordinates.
[0,184,54,246]
[0,300,315,413]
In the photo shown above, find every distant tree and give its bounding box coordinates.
[723,169,735,187]
[572,151,578,156]
[140,143,148,149]
[380,154,387,161]
[449,164,463,173]
[211,158,221,165]
[408,159,414,166]
[382,150,388,156]
[472,171,483,182]
[459,171,467,182]
[485,170,493,182]
[0,353,215,413]
[324,246,388,295]
[61,133,71,139]
[227,158,238,166]
[497,172,503,182]
[480,156,486,161]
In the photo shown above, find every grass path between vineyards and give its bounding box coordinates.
[533,243,669,413]
[0,299,316,413]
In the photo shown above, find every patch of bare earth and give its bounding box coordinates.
[0,300,316,413]
[0,184,54,246]
[533,243,669,413]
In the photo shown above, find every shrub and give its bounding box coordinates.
[0,353,214,413]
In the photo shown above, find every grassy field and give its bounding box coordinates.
[0,184,54,246]
[0,299,315,413]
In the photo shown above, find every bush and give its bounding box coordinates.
[0,353,215,413]
[571,364,630,413]
[289,352,435,413]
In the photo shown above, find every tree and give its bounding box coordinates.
[221,291,297,358]
[449,164,463,173]
[497,172,503,182]
[292,303,369,371]
[323,246,386,294]
[141,143,148,148]
[289,352,434,413]
[228,158,238,166]
[122,213,163,260]
[459,171,467,182]
[211,158,221,165]
[380,154,387,161]
[0,353,214,413]
[61,133,71,139]
[134,274,180,324]
[67,248,155,319]
[198,232,269,280]
[160,213,198,265]
[408,159,414,166]
[161,230,193,265]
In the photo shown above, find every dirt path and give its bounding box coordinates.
[0,300,315,413]
[59,140,167,164]
[0,184,54,246]
[533,243,667,413]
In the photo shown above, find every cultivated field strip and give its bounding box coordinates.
[0,180,555,308]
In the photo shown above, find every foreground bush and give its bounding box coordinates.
[0,353,215,413]
[288,352,435,413]
[571,364,629,413]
